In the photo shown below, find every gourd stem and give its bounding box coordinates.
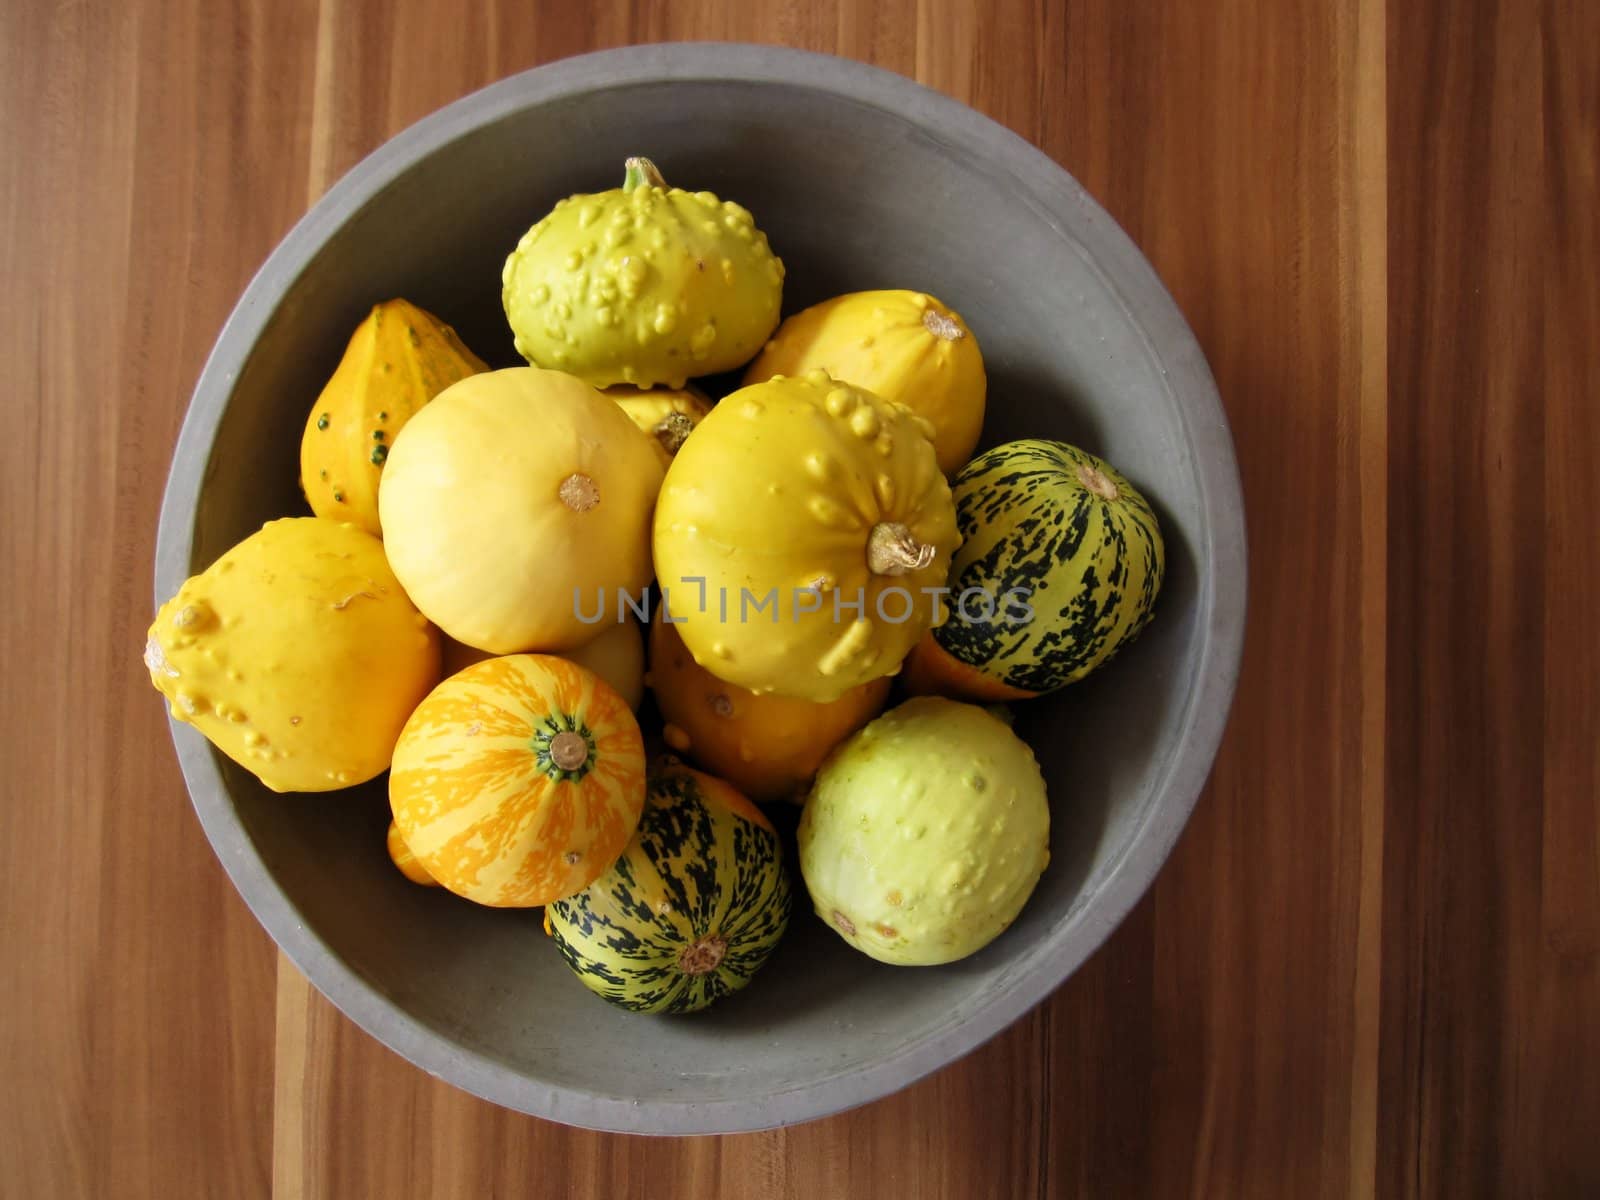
[1076,462,1121,501]
[867,522,936,576]
[653,412,695,456]
[922,308,965,341]
[677,934,728,976]
[623,156,667,191]
[559,472,601,512]
[549,731,589,771]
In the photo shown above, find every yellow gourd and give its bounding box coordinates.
[502,157,784,388]
[442,619,646,711]
[378,367,664,654]
[653,369,960,702]
[648,612,890,802]
[299,299,489,535]
[386,820,439,886]
[798,697,1049,965]
[144,517,441,792]
[743,290,986,476]
[604,384,713,467]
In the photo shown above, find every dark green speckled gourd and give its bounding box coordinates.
[547,762,791,1014]
[904,439,1165,701]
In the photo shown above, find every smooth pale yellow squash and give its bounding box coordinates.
[144,517,441,792]
[653,369,960,702]
[379,367,664,654]
[743,290,986,476]
[300,299,488,536]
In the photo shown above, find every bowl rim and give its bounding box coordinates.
[155,41,1247,1135]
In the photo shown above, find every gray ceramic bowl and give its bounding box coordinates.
[155,43,1245,1133]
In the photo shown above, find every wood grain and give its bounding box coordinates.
[2,0,1594,1196]
[1382,1,1600,1196]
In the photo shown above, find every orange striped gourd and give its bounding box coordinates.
[389,654,646,907]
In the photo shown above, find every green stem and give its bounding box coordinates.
[623,156,667,191]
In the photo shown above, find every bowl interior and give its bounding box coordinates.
[169,53,1232,1131]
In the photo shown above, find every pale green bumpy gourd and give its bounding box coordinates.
[798,696,1050,966]
[502,158,784,388]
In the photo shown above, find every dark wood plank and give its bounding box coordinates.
[1537,6,1600,1193]
[1383,0,1599,1194]
[1033,1,1389,1194]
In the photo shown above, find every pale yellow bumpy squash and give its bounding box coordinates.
[503,158,783,388]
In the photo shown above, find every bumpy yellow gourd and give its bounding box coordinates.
[144,517,441,792]
[653,369,960,702]
[502,158,784,388]
[798,697,1050,965]
[378,367,664,654]
[299,299,489,535]
[743,290,986,476]
[605,384,713,466]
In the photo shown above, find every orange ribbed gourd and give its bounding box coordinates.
[389,654,646,907]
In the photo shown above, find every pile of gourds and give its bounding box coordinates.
[146,159,1165,1014]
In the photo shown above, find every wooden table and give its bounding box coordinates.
[5,2,1595,1195]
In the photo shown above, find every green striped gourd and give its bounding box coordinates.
[910,440,1164,698]
[547,763,791,1014]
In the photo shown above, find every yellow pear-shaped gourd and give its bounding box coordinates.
[300,299,489,535]
[378,367,664,654]
[744,290,986,476]
[605,384,713,467]
[502,158,784,388]
[653,369,960,702]
[144,517,441,792]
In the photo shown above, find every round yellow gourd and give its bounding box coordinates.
[143,516,441,792]
[604,384,713,466]
[653,369,960,702]
[648,612,890,802]
[798,696,1050,965]
[743,290,986,476]
[441,619,646,711]
[378,367,664,654]
[502,157,784,388]
[299,299,489,536]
